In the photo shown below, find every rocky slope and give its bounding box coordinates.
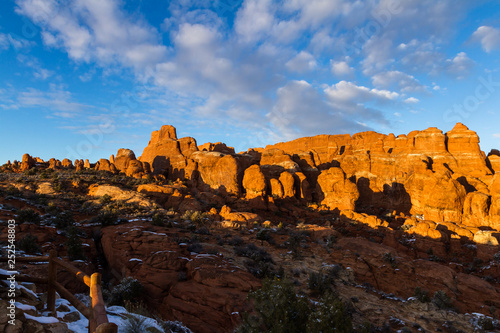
[1,123,500,332]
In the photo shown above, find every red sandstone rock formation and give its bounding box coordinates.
[316,167,359,211]
[100,223,260,333]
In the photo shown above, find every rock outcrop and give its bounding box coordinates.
[100,223,260,333]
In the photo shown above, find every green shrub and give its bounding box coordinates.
[181,210,210,227]
[151,212,172,227]
[109,277,144,306]
[306,292,353,333]
[65,227,85,261]
[236,278,311,333]
[432,290,453,310]
[256,229,271,245]
[100,194,112,205]
[237,278,353,333]
[45,202,60,215]
[308,270,334,296]
[18,234,42,254]
[17,208,41,225]
[53,211,75,229]
[93,210,118,226]
[414,287,431,303]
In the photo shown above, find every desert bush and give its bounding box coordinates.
[181,210,210,227]
[235,244,274,278]
[187,242,203,253]
[286,231,308,258]
[256,229,272,245]
[236,278,310,333]
[17,208,41,225]
[157,318,193,333]
[308,270,335,296]
[123,315,147,333]
[228,236,244,246]
[66,227,85,261]
[237,278,353,333]
[45,201,60,215]
[109,277,144,306]
[306,292,353,333]
[18,234,42,254]
[53,211,75,229]
[234,244,272,263]
[383,252,397,268]
[414,287,431,303]
[432,290,453,310]
[92,210,118,226]
[151,211,166,226]
[100,194,112,205]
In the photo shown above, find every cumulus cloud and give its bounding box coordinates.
[444,52,474,79]
[285,51,317,73]
[372,70,426,93]
[404,97,419,104]
[267,80,368,140]
[471,26,500,53]
[331,60,354,77]
[15,0,168,69]
[325,80,399,104]
[235,0,274,43]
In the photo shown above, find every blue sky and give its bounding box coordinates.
[1,0,500,164]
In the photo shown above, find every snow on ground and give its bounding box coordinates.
[25,313,60,324]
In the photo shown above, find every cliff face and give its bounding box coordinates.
[11,122,498,230]
[90,122,499,229]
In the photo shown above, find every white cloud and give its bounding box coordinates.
[15,0,168,70]
[331,60,354,77]
[445,52,474,79]
[16,85,90,117]
[17,55,54,80]
[404,97,419,104]
[325,80,399,104]
[235,0,274,43]
[285,51,317,73]
[266,80,368,140]
[471,26,500,53]
[372,70,426,93]
[0,32,34,51]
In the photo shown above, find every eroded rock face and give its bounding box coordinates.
[88,184,154,208]
[191,152,242,196]
[405,171,466,223]
[242,165,266,198]
[198,142,235,155]
[95,159,117,173]
[114,148,137,172]
[446,123,490,176]
[100,223,260,333]
[139,125,198,179]
[316,167,359,211]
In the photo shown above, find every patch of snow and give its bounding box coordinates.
[153,250,175,255]
[15,302,36,311]
[25,313,59,324]
[0,268,18,275]
[143,231,167,236]
[129,258,143,263]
